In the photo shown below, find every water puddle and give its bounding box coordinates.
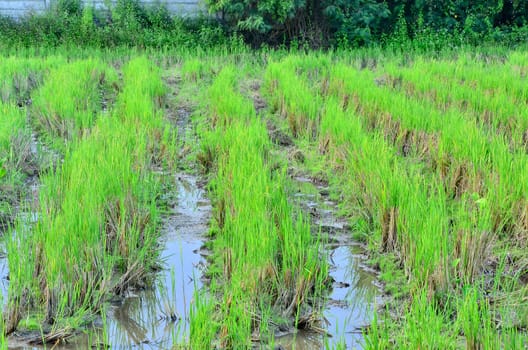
[0,247,7,309]
[322,244,380,349]
[273,176,383,349]
[101,173,210,348]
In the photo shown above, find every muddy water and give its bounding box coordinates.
[0,246,6,309]
[101,173,210,348]
[273,177,382,349]
[3,173,210,349]
[1,171,380,350]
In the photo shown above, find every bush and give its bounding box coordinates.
[206,0,390,46]
[206,0,528,48]
[0,0,230,49]
[0,0,527,49]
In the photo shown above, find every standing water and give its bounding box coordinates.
[274,177,383,349]
[102,173,211,348]
[0,245,6,309]
[2,173,211,349]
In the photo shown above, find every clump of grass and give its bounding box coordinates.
[265,57,323,139]
[191,65,326,347]
[387,290,456,349]
[0,102,36,228]
[0,56,64,104]
[181,58,208,82]
[5,56,173,338]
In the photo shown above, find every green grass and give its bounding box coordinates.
[31,58,118,151]
[181,58,209,82]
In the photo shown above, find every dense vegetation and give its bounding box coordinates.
[1,0,528,49]
[208,0,528,46]
[0,46,527,349]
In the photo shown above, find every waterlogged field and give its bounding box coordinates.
[0,49,527,349]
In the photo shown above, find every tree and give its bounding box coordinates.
[206,0,389,46]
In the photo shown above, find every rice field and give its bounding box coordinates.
[0,49,527,349]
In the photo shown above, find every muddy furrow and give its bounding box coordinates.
[94,71,212,348]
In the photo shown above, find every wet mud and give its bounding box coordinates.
[98,172,211,348]
[272,176,383,349]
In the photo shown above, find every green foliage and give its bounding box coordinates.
[0,0,527,48]
[322,0,390,45]
[383,0,528,44]
[207,0,528,47]
[207,0,298,33]
[207,0,391,45]
[0,1,230,49]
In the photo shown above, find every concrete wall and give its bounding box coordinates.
[0,0,47,17]
[0,0,205,18]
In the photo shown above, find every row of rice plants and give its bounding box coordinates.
[322,93,467,350]
[264,56,325,140]
[0,102,30,349]
[420,54,527,101]
[4,57,173,339]
[383,58,528,151]
[327,62,527,343]
[331,63,528,247]
[0,57,65,227]
[264,55,526,347]
[0,56,64,104]
[190,65,326,348]
[31,59,118,151]
[0,57,66,347]
[0,102,36,229]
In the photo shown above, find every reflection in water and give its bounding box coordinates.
[110,296,149,345]
[275,330,324,349]
[323,245,378,349]
[1,174,210,350]
[273,244,379,350]
[276,178,382,350]
[0,247,7,309]
[1,211,38,311]
[104,173,210,348]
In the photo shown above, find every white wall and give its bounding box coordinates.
[0,0,205,18]
[0,0,47,17]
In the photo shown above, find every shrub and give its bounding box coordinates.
[0,0,229,49]
[206,0,390,46]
